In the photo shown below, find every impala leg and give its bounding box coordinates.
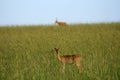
[79,64,83,73]
[75,62,82,73]
[62,63,65,73]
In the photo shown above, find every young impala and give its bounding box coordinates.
[54,48,83,73]
[55,19,67,26]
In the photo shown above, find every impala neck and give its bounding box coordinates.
[56,20,58,23]
[56,50,61,61]
[57,53,61,61]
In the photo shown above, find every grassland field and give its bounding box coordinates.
[0,23,120,80]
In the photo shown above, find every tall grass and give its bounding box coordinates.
[0,23,120,80]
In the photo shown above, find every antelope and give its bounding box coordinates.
[55,19,67,26]
[54,48,83,73]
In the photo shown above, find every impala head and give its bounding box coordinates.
[55,18,58,23]
[54,48,59,54]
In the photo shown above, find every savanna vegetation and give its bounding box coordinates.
[0,23,120,80]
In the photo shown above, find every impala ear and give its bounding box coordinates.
[55,47,58,49]
[55,48,59,51]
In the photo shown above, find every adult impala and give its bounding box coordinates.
[55,19,67,26]
[54,48,83,73]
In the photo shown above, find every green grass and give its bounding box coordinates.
[0,23,120,80]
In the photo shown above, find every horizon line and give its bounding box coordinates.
[0,22,120,27]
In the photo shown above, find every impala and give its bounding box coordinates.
[54,48,83,73]
[55,19,67,26]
